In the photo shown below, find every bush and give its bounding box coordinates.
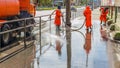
[110,24,115,31]
[107,19,113,26]
[114,33,120,41]
[107,15,111,21]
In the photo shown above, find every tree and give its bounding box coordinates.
[37,0,52,7]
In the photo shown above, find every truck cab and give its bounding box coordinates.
[19,0,36,16]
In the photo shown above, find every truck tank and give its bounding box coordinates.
[0,0,20,19]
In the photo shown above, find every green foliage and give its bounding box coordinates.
[107,15,111,21]
[81,0,86,4]
[107,19,113,26]
[38,0,53,7]
[110,24,115,31]
[37,7,56,10]
[114,33,120,41]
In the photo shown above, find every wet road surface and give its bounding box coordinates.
[33,18,110,68]
[1,8,120,68]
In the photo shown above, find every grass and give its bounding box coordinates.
[36,7,57,11]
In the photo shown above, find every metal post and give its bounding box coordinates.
[115,6,118,23]
[52,0,54,8]
[0,28,1,53]
[50,16,51,35]
[111,6,113,19]
[92,0,94,10]
[39,17,42,54]
[24,19,27,48]
[86,0,88,6]
[109,6,111,16]
[49,16,52,46]
[0,28,1,48]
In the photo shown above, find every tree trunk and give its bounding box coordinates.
[66,0,71,68]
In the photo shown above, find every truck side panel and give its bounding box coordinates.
[0,0,19,18]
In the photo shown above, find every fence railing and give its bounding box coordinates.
[0,9,83,62]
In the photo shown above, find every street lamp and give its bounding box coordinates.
[92,0,94,10]
[52,0,54,8]
[86,0,88,6]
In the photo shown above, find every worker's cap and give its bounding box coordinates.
[58,6,61,9]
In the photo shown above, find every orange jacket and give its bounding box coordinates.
[100,8,108,23]
[103,10,108,23]
[54,9,62,26]
[100,7,104,21]
[83,6,92,28]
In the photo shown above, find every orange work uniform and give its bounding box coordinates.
[102,10,108,23]
[83,6,92,29]
[100,7,108,23]
[100,7,104,22]
[54,9,62,26]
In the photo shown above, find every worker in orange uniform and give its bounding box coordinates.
[50,6,63,32]
[100,7,104,24]
[100,7,109,25]
[83,6,92,30]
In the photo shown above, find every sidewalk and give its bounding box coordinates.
[1,7,119,68]
[36,8,110,68]
[29,7,120,68]
[93,8,120,68]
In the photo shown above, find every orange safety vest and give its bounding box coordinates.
[83,6,92,28]
[54,9,62,26]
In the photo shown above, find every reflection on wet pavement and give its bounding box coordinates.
[1,8,120,68]
[33,20,110,68]
[0,19,111,68]
[84,30,92,67]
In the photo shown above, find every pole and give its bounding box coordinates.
[86,0,88,6]
[39,17,42,54]
[24,19,27,48]
[0,27,2,50]
[52,0,54,8]
[111,6,113,19]
[66,0,71,68]
[92,0,94,10]
[115,6,118,23]
[66,0,71,27]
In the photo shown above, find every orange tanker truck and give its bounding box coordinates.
[0,0,38,47]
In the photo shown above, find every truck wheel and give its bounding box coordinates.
[1,24,11,46]
[26,19,34,36]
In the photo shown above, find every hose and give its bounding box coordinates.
[62,17,85,31]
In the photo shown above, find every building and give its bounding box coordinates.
[71,0,81,5]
